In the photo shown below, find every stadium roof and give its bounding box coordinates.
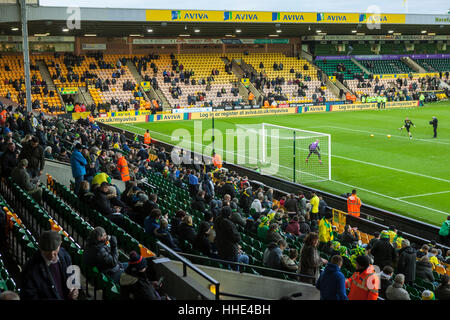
[0,5,449,38]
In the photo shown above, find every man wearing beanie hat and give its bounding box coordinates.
[83,227,126,283]
[346,255,379,300]
[20,230,79,300]
[371,230,398,270]
[120,251,161,300]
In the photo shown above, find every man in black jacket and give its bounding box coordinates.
[0,142,18,178]
[371,231,398,270]
[18,136,44,178]
[396,239,416,286]
[430,116,438,138]
[83,227,125,283]
[93,182,126,228]
[214,206,247,269]
[20,230,79,300]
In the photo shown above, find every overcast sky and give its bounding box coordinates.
[39,0,449,14]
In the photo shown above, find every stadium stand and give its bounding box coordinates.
[414,58,450,73]
[225,52,340,104]
[314,59,368,80]
[359,59,415,75]
[0,55,62,112]
[134,53,241,108]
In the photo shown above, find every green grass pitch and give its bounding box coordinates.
[113,101,450,227]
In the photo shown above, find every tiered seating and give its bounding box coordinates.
[48,176,155,261]
[0,55,62,110]
[138,53,240,108]
[345,78,421,97]
[43,54,146,111]
[226,52,339,103]
[414,59,450,73]
[2,176,125,299]
[359,59,414,74]
[314,59,367,80]
[89,54,146,108]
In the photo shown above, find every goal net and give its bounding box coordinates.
[259,123,331,183]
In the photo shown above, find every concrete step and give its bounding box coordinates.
[35,59,65,107]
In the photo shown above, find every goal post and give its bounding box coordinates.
[260,123,331,183]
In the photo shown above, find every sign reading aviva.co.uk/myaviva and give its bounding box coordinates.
[145,10,405,24]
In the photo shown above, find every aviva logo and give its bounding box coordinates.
[225,11,258,21]
[360,14,388,23]
[224,11,233,20]
[317,13,347,22]
[172,10,209,20]
[273,12,304,21]
[171,10,181,20]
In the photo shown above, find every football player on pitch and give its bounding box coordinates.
[399,117,416,139]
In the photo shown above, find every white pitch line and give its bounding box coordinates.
[320,125,450,146]
[397,190,450,200]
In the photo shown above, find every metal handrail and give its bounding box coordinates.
[156,241,221,300]
[170,250,317,283]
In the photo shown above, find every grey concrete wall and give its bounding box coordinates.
[166,260,320,300]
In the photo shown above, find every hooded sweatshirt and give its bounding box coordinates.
[263,242,282,269]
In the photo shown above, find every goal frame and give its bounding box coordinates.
[261,122,332,182]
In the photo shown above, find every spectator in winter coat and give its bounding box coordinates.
[281,249,299,272]
[20,231,79,300]
[250,193,265,215]
[341,225,359,247]
[263,239,287,270]
[298,215,311,235]
[193,222,215,257]
[266,223,284,244]
[0,142,18,178]
[415,256,435,283]
[177,215,197,244]
[119,251,161,300]
[170,210,186,237]
[229,209,247,227]
[371,231,397,269]
[396,239,416,285]
[385,274,410,300]
[70,143,87,194]
[286,216,300,237]
[318,196,328,220]
[214,206,242,263]
[192,190,207,213]
[299,232,326,284]
[379,265,394,299]
[316,255,348,300]
[18,136,44,178]
[83,227,126,283]
[11,159,42,202]
[436,274,450,300]
[284,194,299,214]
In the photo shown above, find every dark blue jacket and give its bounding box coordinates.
[20,247,73,300]
[315,262,348,300]
[70,149,87,178]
